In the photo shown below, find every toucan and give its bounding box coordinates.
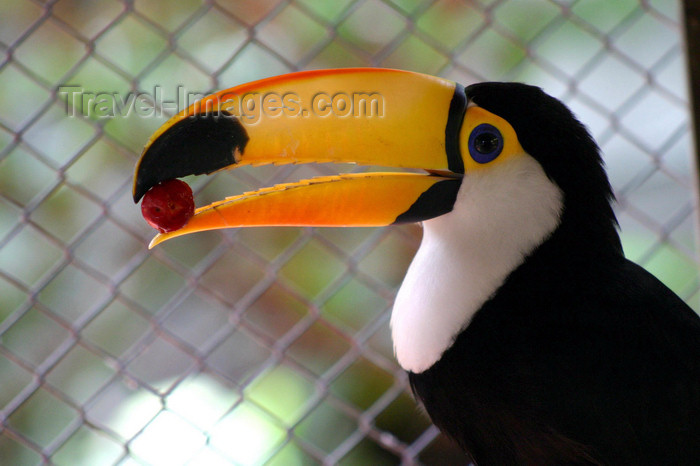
[133,68,700,465]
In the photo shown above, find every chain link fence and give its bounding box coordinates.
[0,0,698,464]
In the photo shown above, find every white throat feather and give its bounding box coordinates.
[390,154,564,373]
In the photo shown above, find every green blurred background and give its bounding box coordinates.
[0,0,698,464]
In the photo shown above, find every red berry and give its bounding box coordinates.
[141,179,195,233]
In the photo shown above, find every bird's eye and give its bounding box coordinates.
[468,124,504,164]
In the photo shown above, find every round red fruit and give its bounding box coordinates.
[141,179,195,233]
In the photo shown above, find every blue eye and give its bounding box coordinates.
[468,124,503,164]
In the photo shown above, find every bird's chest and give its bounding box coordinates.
[407,329,516,463]
[406,307,586,465]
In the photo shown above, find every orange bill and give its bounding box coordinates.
[133,68,469,247]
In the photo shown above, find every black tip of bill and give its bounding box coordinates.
[133,110,249,203]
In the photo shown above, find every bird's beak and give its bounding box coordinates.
[133,68,468,248]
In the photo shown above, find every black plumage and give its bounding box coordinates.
[409,83,700,465]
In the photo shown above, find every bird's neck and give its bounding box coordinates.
[390,155,566,373]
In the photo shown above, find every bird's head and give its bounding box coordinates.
[133,68,621,372]
[464,82,620,250]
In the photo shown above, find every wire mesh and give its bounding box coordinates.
[0,0,698,464]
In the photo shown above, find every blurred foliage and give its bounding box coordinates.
[0,0,697,464]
